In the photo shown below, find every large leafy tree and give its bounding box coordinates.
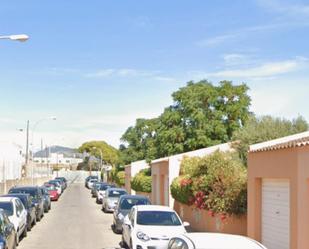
[156,80,251,156]
[78,140,119,166]
[120,80,251,163]
[120,118,159,164]
[232,115,308,165]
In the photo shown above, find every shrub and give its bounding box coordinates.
[171,151,247,216]
[170,175,194,205]
[131,168,152,193]
[115,171,125,186]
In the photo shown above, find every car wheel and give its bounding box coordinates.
[130,239,133,249]
[27,222,32,231]
[23,226,28,238]
[48,204,51,210]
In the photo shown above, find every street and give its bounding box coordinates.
[18,183,122,249]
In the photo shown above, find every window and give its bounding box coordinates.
[137,211,182,226]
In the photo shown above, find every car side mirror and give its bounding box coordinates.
[183,221,190,227]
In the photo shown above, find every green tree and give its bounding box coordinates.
[232,115,308,165]
[120,80,251,163]
[120,118,159,164]
[78,140,120,166]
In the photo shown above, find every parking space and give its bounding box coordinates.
[18,183,122,249]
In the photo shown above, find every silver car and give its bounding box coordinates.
[113,195,151,233]
[102,188,127,213]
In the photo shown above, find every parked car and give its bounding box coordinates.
[47,181,62,195]
[113,195,151,233]
[87,179,98,189]
[55,177,67,189]
[167,233,267,249]
[2,193,36,231]
[85,175,98,188]
[51,179,65,192]
[0,197,28,245]
[102,188,127,213]
[44,184,59,201]
[39,186,51,212]
[8,186,45,222]
[122,205,189,249]
[96,183,115,204]
[91,182,102,198]
[0,209,17,249]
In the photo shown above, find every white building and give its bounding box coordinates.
[33,153,83,168]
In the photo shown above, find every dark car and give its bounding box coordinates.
[39,187,51,213]
[53,178,66,191]
[2,193,36,231]
[85,175,98,188]
[55,177,67,189]
[0,209,17,249]
[113,195,151,233]
[8,186,44,222]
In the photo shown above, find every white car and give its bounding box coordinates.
[87,179,98,189]
[0,197,28,244]
[102,188,127,212]
[122,205,189,249]
[168,233,267,249]
[96,184,115,204]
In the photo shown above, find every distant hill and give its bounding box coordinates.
[34,146,83,158]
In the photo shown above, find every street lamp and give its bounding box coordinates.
[29,116,57,184]
[0,34,29,42]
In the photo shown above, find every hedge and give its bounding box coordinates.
[131,168,152,193]
[171,151,247,216]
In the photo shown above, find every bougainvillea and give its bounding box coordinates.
[171,151,247,216]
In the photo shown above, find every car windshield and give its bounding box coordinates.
[9,189,38,199]
[136,211,182,226]
[99,185,113,191]
[108,190,126,198]
[120,198,149,210]
[0,202,13,216]
[45,185,55,191]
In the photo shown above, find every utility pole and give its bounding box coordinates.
[25,120,29,165]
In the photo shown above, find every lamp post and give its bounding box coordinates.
[0,34,29,42]
[30,116,57,184]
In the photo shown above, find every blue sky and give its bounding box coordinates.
[1,0,309,150]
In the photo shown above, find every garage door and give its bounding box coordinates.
[262,179,290,249]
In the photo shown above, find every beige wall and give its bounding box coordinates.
[125,166,131,194]
[248,146,309,249]
[151,160,169,205]
[174,201,247,235]
[0,177,51,195]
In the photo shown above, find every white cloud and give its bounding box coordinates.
[257,0,309,16]
[85,68,159,78]
[85,69,115,78]
[208,57,308,79]
[223,54,250,66]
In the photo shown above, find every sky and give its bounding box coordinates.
[0,0,309,151]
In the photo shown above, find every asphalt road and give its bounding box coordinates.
[18,183,122,249]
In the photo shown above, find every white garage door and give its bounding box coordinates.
[262,179,290,249]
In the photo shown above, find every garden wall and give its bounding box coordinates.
[0,177,51,194]
[174,200,247,235]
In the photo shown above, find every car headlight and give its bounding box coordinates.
[137,231,150,242]
[118,213,124,220]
